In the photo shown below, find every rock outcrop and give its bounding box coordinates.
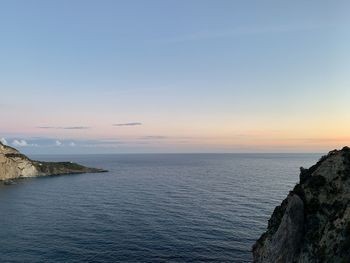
[0,142,107,181]
[253,147,350,263]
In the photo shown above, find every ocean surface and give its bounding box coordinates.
[0,153,321,263]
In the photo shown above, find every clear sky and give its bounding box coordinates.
[1,0,349,154]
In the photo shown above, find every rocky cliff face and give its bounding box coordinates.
[0,142,107,181]
[253,147,350,263]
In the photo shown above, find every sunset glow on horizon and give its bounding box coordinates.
[1,0,349,154]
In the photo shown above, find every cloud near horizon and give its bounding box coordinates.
[113,122,142,127]
[0,138,8,145]
[12,139,38,147]
[0,136,166,152]
[0,137,80,148]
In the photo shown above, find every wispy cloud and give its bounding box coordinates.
[139,136,168,140]
[37,126,90,130]
[113,122,142,127]
[285,137,350,143]
[55,140,62,146]
[153,23,323,44]
[62,126,90,130]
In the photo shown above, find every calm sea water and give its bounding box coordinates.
[0,153,320,263]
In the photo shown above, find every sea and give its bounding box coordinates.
[0,153,321,263]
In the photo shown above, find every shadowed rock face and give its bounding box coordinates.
[253,194,304,263]
[0,142,107,181]
[253,147,350,263]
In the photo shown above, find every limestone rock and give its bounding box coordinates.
[253,194,304,262]
[253,147,350,262]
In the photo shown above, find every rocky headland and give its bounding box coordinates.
[0,141,107,182]
[253,147,350,262]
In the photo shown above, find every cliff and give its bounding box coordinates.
[253,147,350,263]
[0,142,107,181]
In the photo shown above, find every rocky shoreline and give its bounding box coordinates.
[0,142,107,182]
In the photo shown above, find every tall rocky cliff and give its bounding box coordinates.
[0,142,106,181]
[253,147,350,263]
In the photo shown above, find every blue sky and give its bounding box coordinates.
[1,0,350,154]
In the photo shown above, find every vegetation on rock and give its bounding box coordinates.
[253,147,350,263]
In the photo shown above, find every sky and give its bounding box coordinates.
[1,0,350,154]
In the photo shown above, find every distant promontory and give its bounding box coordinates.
[0,141,107,182]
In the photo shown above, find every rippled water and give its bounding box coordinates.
[0,153,320,262]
